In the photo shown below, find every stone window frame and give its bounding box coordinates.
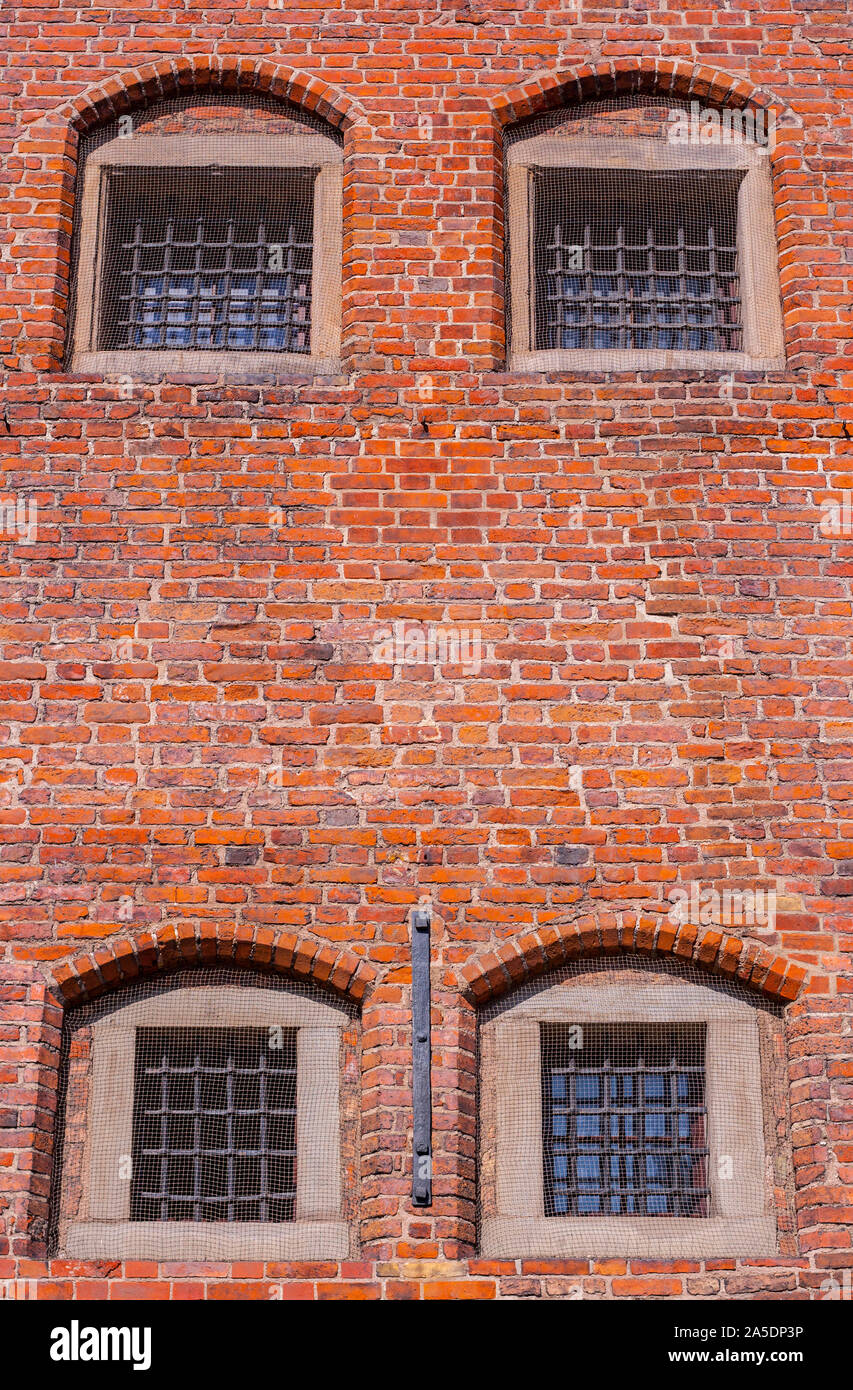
[479,967,780,1258]
[60,983,351,1260]
[505,130,786,374]
[69,134,343,377]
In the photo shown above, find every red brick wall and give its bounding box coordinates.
[1,2,851,1301]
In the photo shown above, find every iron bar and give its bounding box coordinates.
[411,906,433,1207]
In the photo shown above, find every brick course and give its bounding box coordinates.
[1,1,851,1300]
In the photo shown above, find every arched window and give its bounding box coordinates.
[478,954,791,1258]
[504,94,785,374]
[66,92,343,377]
[51,969,358,1259]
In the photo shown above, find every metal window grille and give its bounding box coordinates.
[130,1027,297,1222]
[99,168,315,353]
[542,1023,710,1217]
[533,168,743,353]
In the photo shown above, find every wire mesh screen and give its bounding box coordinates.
[50,967,358,1260]
[478,954,789,1258]
[99,168,315,353]
[130,1026,297,1223]
[533,168,743,353]
[65,91,342,370]
[542,1023,709,1218]
[504,93,776,368]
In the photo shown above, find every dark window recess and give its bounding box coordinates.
[533,168,744,353]
[99,168,315,353]
[542,1023,709,1218]
[131,1027,297,1222]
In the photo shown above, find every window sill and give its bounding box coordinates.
[64,1219,350,1261]
[71,349,340,378]
[509,348,786,375]
[481,1215,778,1259]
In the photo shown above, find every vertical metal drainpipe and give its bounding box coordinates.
[411,906,432,1207]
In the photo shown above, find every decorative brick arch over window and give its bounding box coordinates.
[58,56,362,138]
[487,58,787,135]
[460,913,807,1007]
[51,923,376,1008]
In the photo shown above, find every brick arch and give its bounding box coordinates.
[460,911,807,1006]
[50,923,377,1009]
[489,57,785,129]
[53,54,363,137]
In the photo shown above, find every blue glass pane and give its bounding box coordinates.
[645,1113,667,1139]
[576,1114,599,1139]
[577,1156,600,1182]
[646,1154,668,1181]
[576,1074,600,1104]
[577,1194,601,1214]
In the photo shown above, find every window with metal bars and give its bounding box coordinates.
[542,1023,710,1218]
[99,168,314,354]
[130,1027,297,1223]
[532,168,743,354]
